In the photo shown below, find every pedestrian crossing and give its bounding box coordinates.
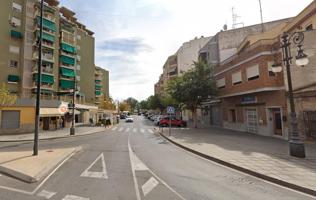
[110,126,155,134]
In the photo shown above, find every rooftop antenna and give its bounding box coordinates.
[232,7,244,29]
[259,0,264,32]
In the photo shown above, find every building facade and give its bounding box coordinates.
[0,0,109,134]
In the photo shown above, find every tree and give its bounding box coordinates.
[147,95,164,112]
[125,97,138,112]
[138,100,148,110]
[167,59,217,128]
[100,96,116,110]
[119,101,131,112]
[0,83,17,106]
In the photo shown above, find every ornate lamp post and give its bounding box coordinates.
[272,31,309,158]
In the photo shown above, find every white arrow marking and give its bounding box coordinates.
[80,153,108,179]
[142,176,159,196]
[112,127,117,131]
[36,190,56,199]
[62,195,89,200]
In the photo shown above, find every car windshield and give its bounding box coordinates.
[1,1,315,200]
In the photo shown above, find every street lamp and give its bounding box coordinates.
[33,0,44,156]
[272,31,309,158]
[70,76,76,135]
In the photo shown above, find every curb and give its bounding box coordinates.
[0,126,116,143]
[0,147,81,183]
[158,130,316,197]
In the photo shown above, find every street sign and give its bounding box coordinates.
[58,103,68,114]
[167,106,175,114]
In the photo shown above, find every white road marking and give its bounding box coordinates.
[118,127,124,132]
[142,177,159,197]
[133,128,137,133]
[125,128,130,132]
[62,195,89,200]
[80,153,108,179]
[140,128,145,133]
[36,190,56,199]
[147,129,154,133]
[128,138,142,200]
[112,127,118,131]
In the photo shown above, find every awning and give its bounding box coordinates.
[8,75,20,82]
[61,43,76,54]
[34,74,54,84]
[95,80,101,83]
[60,67,75,77]
[37,16,56,32]
[11,30,23,39]
[76,104,98,111]
[60,55,75,65]
[40,108,64,117]
[60,79,74,89]
[37,31,55,42]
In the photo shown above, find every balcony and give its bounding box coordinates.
[61,51,76,59]
[32,82,54,91]
[34,10,56,22]
[33,52,54,63]
[35,16,56,32]
[32,66,54,75]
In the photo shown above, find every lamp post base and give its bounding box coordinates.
[289,141,305,158]
[70,127,75,135]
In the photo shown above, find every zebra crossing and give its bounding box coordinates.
[110,126,155,134]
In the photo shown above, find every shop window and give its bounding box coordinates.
[9,60,18,68]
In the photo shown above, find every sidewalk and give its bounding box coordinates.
[159,127,316,196]
[0,126,109,142]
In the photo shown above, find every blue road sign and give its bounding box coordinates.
[167,106,175,114]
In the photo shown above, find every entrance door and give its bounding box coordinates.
[273,110,282,136]
[211,106,221,126]
[246,109,258,133]
[43,117,50,130]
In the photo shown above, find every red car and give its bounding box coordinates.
[159,117,187,127]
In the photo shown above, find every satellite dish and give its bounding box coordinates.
[223,24,228,31]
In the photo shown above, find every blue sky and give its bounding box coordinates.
[59,0,313,101]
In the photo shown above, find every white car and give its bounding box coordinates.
[154,115,162,125]
[125,117,134,123]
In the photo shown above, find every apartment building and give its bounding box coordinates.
[0,0,109,133]
[95,66,110,105]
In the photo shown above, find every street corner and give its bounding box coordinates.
[0,147,80,183]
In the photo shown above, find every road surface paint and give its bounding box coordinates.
[141,176,159,196]
[140,128,145,133]
[133,128,137,133]
[62,195,89,200]
[36,190,56,199]
[111,127,117,131]
[118,127,124,132]
[125,128,130,132]
[147,129,154,133]
[80,153,108,179]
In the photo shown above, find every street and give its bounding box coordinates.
[0,116,314,200]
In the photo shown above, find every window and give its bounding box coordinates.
[247,65,259,81]
[77,65,81,70]
[77,55,81,61]
[305,24,313,31]
[12,2,22,12]
[267,61,276,77]
[11,17,21,27]
[232,71,242,85]
[9,60,18,68]
[216,78,225,89]
[229,109,237,123]
[1,111,20,129]
[9,45,20,54]
[76,76,80,81]
[77,35,81,40]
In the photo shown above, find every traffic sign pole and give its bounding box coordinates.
[169,113,171,136]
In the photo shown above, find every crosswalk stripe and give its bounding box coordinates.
[125,128,130,132]
[118,127,124,132]
[140,128,145,133]
[112,127,117,131]
[133,128,137,133]
[147,129,153,133]
[62,195,89,200]
[36,190,56,199]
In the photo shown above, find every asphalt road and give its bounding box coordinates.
[0,116,315,200]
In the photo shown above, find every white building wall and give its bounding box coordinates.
[177,36,212,73]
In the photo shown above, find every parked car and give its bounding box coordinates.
[125,117,134,122]
[120,114,126,119]
[154,115,163,125]
[159,117,186,127]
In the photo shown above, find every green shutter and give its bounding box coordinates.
[61,43,76,54]
[60,67,75,77]
[38,32,55,42]
[60,79,74,89]
[60,55,75,65]
[8,75,20,82]
[95,91,102,95]
[41,89,53,94]
[95,85,102,89]
[95,80,101,83]
[37,16,56,32]
[34,74,54,84]
[10,30,23,39]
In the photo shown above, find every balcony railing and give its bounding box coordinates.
[34,10,56,22]
[32,82,54,90]
[32,66,54,74]
[33,52,54,62]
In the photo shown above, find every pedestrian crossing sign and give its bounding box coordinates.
[167,106,175,114]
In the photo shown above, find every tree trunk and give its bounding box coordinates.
[193,107,198,128]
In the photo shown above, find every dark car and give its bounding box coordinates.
[159,117,186,127]
[120,114,126,119]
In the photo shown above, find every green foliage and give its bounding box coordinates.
[0,83,17,106]
[119,101,131,112]
[100,96,116,110]
[125,97,138,111]
[147,95,164,111]
[138,100,148,110]
[167,59,217,111]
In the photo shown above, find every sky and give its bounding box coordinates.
[59,0,313,101]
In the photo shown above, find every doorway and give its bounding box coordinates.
[246,108,258,133]
[272,109,282,136]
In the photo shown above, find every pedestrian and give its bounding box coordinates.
[60,118,64,129]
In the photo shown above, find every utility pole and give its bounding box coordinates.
[70,76,76,135]
[259,0,264,32]
[33,0,44,156]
